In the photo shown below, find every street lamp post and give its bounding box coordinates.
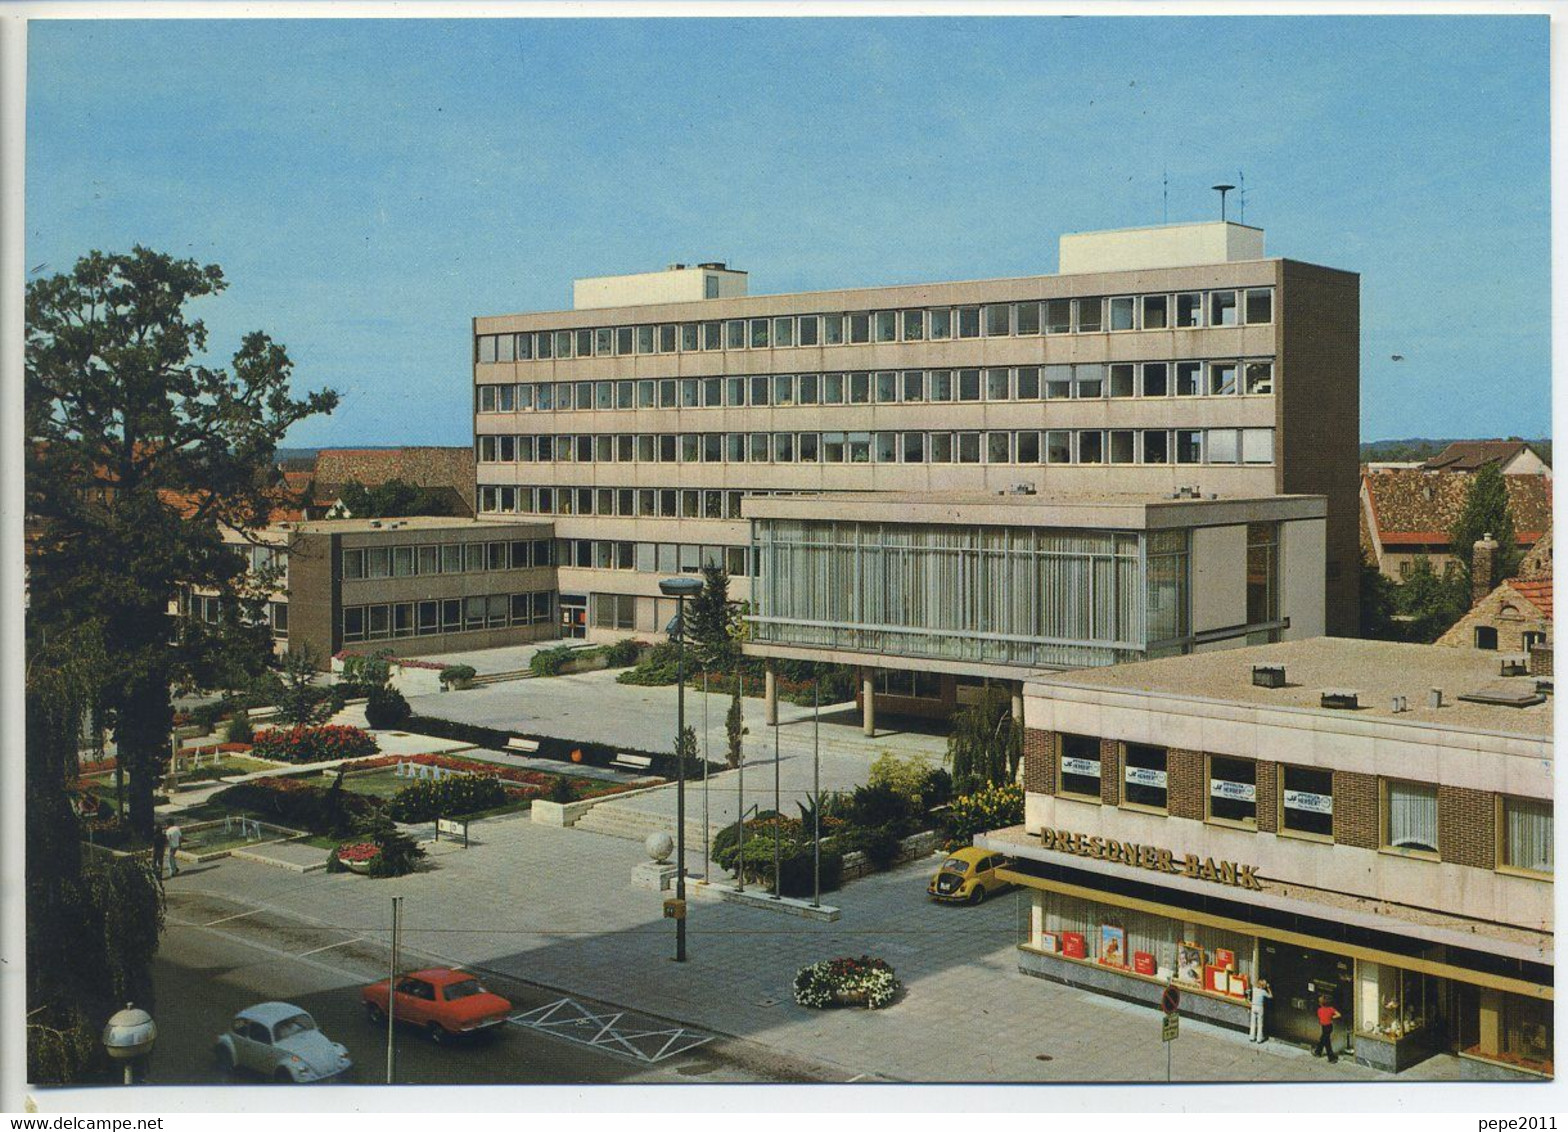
[660,575,704,963]
[103,1003,157,1085]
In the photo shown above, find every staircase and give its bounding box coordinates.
[570,793,727,850]
[467,668,536,688]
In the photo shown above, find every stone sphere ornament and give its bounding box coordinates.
[645,831,674,863]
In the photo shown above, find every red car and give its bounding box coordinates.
[361,967,513,1043]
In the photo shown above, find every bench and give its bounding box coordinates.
[610,753,654,773]
[505,737,540,754]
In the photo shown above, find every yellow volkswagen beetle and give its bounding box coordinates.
[927,846,1014,904]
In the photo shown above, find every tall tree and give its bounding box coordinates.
[335,476,454,518]
[26,247,337,837]
[1358,558,1401,641]
[686,563,739,672]
[945,684,1021,795]
[1448,463,1521,591]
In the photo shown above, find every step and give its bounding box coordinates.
[468,669,536,687]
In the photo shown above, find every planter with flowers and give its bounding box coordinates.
[331,841,381,874]
[793,956,901,1010]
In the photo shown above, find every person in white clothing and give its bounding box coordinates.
[1249,978,1272,1043]
[165,822,183,876]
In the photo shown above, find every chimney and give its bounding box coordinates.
[1472,533,1499,607]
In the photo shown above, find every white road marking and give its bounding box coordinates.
[296,936,363,958]
[203,908,262,926]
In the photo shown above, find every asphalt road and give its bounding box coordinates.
[148,887,816,1088]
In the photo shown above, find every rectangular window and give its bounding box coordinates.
[901,370,925,402]
[957,432,981,464]
[366,547,391,579]
[1383,780,1439,855]
[901,309,924,341]
[593,327,613,356]
[849,371,871,404]
[477,335,497,364]
[1501,796,1553,874]
[464,543,484,572]
[1074,297,1103,332]
[659,379,678,408]
[1142,430,1169,464]
[1244,288,1273,325]
[928,370,953,402]
[517,383,535,410]
[1108,296,1136,331]
[1175,361,1202,397]
[956,307,980,338]
[928,433,953,463]
[986,431,1011,463]
[630,325,651,354]
[516,334,533,361]
[797,373,819,404]
[594,381,613,410]
[822,373,844,404]
[1015,367,1040,399]
[1209,290,1239,327]
[1122,744,1168,811]
[1043,298,1072,334]
[367,604,392,640]
[679,323,699,352]
[679,378,699,408]
[574,328,593,358]
[875,431,897,463]
[847,431,871,463]
[822,313,844,345]
[1109,430,1136,464]
[634,379,654,409]
[573,383,591,410]
[1074,364,1104,399]
[985,368,1010,401]
[1078,431,1104,464]
[958,369,981,402]
[1046,430,1072,464]
[440,544,463,574]
[1142,294,1168,330]
[1209,362,1238,396]
[875,370,898,403]
[393,546,415,577]
[773,374,795,406]
[343,607,365,642]
[1058,734,1102,800]
[497,334,517,363]
[1280,766,1334,839]
[774,432,795,462]
[535,333,553,361]
[1208,429,1240,464]
[725,376,746,407]
[822,432,846,463]
[1245,360,1274,395]
[612,326,632,355]
[701,321,722,350]
[745,375,768,407]
[659,323,677,353]
[343,548,366,580]
[1015,301,1041,335]
[750,318,770,348]
[874,310,897,342]
[1141,362,1169,398]
[1016,431,1040,463]
[478,385,498,413]
[725,320,746,349]
[1208,756,1257,826]
[902,431,925,463]
[749,432,770,462]
[845,312,869,343]
[983,304,1011,337]
[1175,292,1202,328]
[928,308,951,340]
[1242,429,1275,464]
[797,432,819,462]
[1044,365,1072,400]
[1108,363,1136,398]
[418,545,440,575]
[797,315,819,346]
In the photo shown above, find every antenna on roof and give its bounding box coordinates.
[1212,183,1236,222]
[1237,170,1246,224]
[1162,165,1168,225]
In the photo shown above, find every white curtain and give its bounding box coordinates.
[1387,782,1439,852]
[1506,798,1553,873]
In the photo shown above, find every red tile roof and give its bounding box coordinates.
[1420,440,1543,473]
[1507,578,1553,621]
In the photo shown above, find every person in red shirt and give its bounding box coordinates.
[1312,995,1342,1062]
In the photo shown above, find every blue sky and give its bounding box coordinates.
[27,16,1550,446]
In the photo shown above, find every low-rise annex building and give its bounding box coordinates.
[976,638,1552,1077]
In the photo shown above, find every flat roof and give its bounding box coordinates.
[1029,638,1553,739]
[744,490,1326,530]
[278,516,551,536]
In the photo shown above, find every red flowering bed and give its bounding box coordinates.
[78,756,117,776]
[334,651,448,671]
[334,842,380,864]
[343,753,639,801]
[177,741,253,756]
[251,725,378,764]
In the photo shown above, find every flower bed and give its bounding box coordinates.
[344,753,639,801]
[793,957,901,1010]
[332,841,381,873]
[251,725,378,764]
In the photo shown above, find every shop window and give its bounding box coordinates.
[1500,796,1552,875]
[1207,756,1257,826]
[1058,734,1102,800]
[1121,743,1167,811]
[1279,765,1333,839]
[1382,779,1439,855]
[1356,963,1438,1044]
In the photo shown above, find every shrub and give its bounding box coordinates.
[732,838,842,897]
[918,767,954,809]
[386,774,510,822]
[548,778,577,804]
[251,725,378,764]
[439,664,477,688]
[602,637,647,668]
[613,641,682,686]
[529,645,577,677]
[793,957,900,1010]
[868,752,932,802]
[353,811,425,878]
[855,824,905,871]
[211,776,377,837]
[944,782,1024,848]
[712,810,784,871]
[364,684,411,730]
[190,702,225,733]
[224,711,254,745]
[848,782,915,830]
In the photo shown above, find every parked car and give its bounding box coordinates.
[361,967,513,1043]
[215,1002,352,1082]
[927,846,1015,904]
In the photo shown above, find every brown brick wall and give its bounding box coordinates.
[1022,728,1056,796]
[1168,749,1205,821]
[1439,785,1496,870]
[1099,738,1121,806]
[1333,771,1379,848]
[1256,761,1279,833]
[1530,645,1553,677]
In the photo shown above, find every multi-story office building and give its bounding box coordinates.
[979,638,1552,1076]
[179,516,559,665]
[471,220,1359,661]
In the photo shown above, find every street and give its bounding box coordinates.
[149,887,825,1088]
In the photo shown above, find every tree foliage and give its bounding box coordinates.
[945,684,1021,795]
[275,646,335,726]
[725,682,747,769]
[1394,556,1471,643]
[1358,558,1401,640]
[335,477,455,518]
[1449,463,1522,592]
[686,563,739,671]
[26,246,337,837]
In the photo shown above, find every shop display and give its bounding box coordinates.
[1099,924,1127,968]
[1177,942,1204,985]
[1062,932,1086,959]
[1134,951,1156,976]
[1040,932,1059,954]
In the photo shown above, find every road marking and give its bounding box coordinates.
[846,1073,867,1083]
[297,936,363,958]
[203,908,262,926]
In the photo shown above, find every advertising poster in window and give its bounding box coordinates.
[1210,778,1256,803]
[1061,756,1101,779]
[1283,789,1333,814]
[1124,765,1167,789]
[1177,941,1204,985]
[1099,923,1126,968]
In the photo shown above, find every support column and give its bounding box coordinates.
[1011,682,1025,727]
[1477,989,1503,1058]
[764,661,779,726]
[862,670,876,737]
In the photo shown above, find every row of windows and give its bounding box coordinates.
[235,544,289,578]
[475,360,1276,413]
[1053,736,1553,876]
[558,539,756,578]
[477,427,1277,469]
[342,591,556,642]
[475,288,1276,363]
[341,539,554,580]
[184,593,289,640]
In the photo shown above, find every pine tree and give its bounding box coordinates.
[1449,463,1521,591]
[725,682,746,769]
[687,563,738,672]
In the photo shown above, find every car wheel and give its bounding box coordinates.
[215,1044,235,1074]
[364,1002,385,1025]
[273,1067,294,1084]
[428,1023,450,1045]
[970,886,986,905]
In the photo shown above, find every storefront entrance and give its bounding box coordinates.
[560,594,587,639]
[1261,942,1353,1048]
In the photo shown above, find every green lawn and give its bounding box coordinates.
[337,767,411,799]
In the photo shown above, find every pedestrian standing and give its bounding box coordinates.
[1249,978,1272,1043]
[151,823,167,879]
[165,821,183,877]
[1312,994,1341,1062]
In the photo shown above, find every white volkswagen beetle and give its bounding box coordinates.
[215,1002,352,1083]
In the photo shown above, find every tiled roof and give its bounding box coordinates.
[1508,578,1553,621]
[1419,440,1540,472]
[1361,469,1552,549]
[312,447,474,492]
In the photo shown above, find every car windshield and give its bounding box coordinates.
[941,858,971,873]
[272,1013,316,1040]
[443,978,487,1000]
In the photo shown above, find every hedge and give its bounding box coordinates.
[385,775,511,822]
[210,775,377,837]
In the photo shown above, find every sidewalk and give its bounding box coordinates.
[172,813,1465,1085]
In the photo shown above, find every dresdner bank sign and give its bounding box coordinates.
[1037,827,1263,891]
